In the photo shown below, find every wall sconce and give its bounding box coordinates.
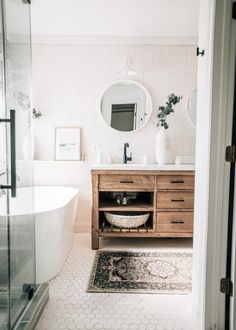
[116,56,137,76]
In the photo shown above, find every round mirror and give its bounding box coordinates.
[100,80,152,132]
[186,89,197,128]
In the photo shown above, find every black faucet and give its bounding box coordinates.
[123,143,132,164]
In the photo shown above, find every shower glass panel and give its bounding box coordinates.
[0,1,9,329]
[0,0,35,329]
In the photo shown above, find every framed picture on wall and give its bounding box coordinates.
[55,127,81,160]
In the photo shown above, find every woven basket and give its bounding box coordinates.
[104,212,150,229]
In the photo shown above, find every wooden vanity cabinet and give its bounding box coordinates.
[91,170,195,249]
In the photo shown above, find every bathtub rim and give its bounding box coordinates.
[0,186,79,217]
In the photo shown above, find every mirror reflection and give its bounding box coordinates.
[186,89,197,128]
[100,80,152,132]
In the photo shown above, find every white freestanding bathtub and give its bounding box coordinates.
[1,186,79,283]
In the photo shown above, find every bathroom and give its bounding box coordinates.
[1,0,234,329]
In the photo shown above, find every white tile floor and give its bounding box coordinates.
[36,234,197,330]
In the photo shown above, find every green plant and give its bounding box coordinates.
[156,93,182,129]
[32,108,42,119]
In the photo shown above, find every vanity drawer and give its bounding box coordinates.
[156,191,194,209]
[99,174,155,191]
[156,212,193,232]
[157,175,194,190]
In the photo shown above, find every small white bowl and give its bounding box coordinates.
[104,212,150,229]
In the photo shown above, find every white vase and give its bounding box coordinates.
[155,127,167,165]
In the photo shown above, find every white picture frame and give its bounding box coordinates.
[55,127,81,161]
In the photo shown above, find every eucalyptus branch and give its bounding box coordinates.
[33,108,42,119]
[156,93,182,129]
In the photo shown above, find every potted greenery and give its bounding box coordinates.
[155,93,182,164]
[33,108,42,119]
[23,108,42,160]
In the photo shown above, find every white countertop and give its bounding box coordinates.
[91,163,195,171]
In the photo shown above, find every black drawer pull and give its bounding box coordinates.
[171,180,185,184]
[171,199,185,202]
[120,180,134,184]
[171,220,184,224]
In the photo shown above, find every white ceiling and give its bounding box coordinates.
[31,0,199,38]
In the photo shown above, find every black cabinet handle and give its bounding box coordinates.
[171,220,184,224]
[170,180,185,184]
[120,180,134,184]
[0,110,16,197]
[171,199,185,202]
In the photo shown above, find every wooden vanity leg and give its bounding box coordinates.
[91,173,99,250]
[92,230,99,250]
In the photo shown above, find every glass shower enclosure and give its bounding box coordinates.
[0,0,35,329]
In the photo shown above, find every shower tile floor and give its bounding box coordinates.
[36,234,197,330]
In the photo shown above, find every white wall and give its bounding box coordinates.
[31,0,199,38]
[32,43,197,231]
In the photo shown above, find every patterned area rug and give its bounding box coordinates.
[87,251,192,294]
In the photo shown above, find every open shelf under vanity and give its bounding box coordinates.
[99,191,154,211]
[91,169,195,249]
